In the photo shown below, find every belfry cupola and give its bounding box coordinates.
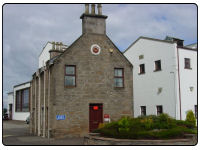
[80,4,108,35]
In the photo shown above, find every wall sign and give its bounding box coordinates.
[91,44,101,55]
[56,115,66,120]
[104,114,110,122]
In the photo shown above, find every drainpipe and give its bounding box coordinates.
[48,68,51,138]
[34,77,37,135]
[43,68,46,137]
[176,46,182,120]
[38,73,41,136]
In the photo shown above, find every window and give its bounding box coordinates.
[184,58,191,69]
[156,105,163,115]
[139,55,144,60]
[114,68,124,88]
[194,105,197,119]
[65,65,76,87]
[139,64,145,74]
[141,106,146,116]
[154,60,161,71]
[16,88,30,112]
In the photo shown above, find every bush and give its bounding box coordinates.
[186,110,196,128]
[94,114,197,139]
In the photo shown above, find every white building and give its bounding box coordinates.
[39,41,67,68]
[124,36,197,120]
[6,92,13,119]
[13,81,31,121]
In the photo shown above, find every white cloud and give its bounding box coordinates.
[3,4,197,106]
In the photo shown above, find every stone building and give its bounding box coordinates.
[30,4,133,138]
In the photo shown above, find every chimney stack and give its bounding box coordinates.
[85,4,89,14]
[91,4,95,14]
[97,4,102,15]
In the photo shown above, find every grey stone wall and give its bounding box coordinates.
[48,33,133,138]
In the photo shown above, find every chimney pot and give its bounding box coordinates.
[85,4,89,14]
[97,4,102,15]
[91,4,95,14]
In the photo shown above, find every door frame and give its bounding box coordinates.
[89,103,103,132]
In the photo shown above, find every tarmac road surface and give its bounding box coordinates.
[3,120,84,145]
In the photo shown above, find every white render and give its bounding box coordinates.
[124,37,197,120]
[39,42,68,68]
[39,42,52,68]
[13,82,31,121]
[6,92,13,119]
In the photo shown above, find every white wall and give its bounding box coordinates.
[6,92,13,117]
[13,82,30,121]
[178,48,197,120]
[124,38,178,118]
[39,42,52,68]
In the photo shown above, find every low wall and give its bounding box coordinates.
[84,134,197,145]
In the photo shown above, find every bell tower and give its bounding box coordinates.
[80,4,108,35]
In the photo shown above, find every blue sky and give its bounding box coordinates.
[3,4,197,107]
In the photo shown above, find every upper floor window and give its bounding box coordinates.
[156,105,163,115]
[114,68,124,88]
[139,64,145,74]
[184,58,191,69]
[65,65,76,87]
[141,106,146,116]
[154,60,161,71]
[16,88,30,112]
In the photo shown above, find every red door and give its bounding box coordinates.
[89,103,103,132]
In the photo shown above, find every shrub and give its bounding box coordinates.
[186,110,196,128]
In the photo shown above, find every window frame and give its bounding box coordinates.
[64,65,76,87]
[15,88,30,112]
[156,105,163,116]
[114,68,124,88]
[154,60,162,72]
[139,64,145,74]
[184,58,192,69]
[141,106,146,116]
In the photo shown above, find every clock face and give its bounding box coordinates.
[91,44,101,55]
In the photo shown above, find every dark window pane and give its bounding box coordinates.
[22,89,29,112]
[65,76,75,86]
[16,91,21,112]
[114,78,123,87]
[66,66,75,75]
[155,60,161,71]
[185,58,191,69]
[115,69,122,77]
[157,105,163,115]
[141,106,146,116]
[139,64,145,74]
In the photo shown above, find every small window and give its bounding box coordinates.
[114,68,124,88]
[194,105,197,119]
[156,105,163,115]
[154,60,161,71]
[139,55,144,60]
[184,58,191,69]
[141,106,146,116]
[139,64,145,74]
[65,65,76,87]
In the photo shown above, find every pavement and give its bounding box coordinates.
[2,120,84,145]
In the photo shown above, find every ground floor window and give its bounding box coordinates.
[140,106,146,116]
[156,105,163,115]
[16,88,30,112]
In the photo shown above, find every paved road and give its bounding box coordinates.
[3,120,84,145]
